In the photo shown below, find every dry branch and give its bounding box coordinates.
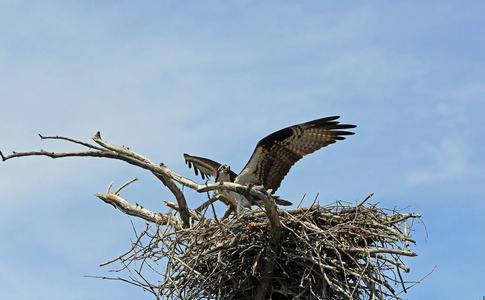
[94,193,178,227]
[1,132,278,227]
[1,133,426,300]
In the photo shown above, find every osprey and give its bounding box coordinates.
[184,116,356,213]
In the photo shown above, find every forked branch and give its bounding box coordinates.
[1,132,282,229]
[2,132,194,228]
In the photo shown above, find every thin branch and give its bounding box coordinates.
[94,193,179,228]
[195,196,219,212]
[99,226,149,267]
[357,193,374,207]
[38,134,106,151]
[345,247,417,257]
[114,178,139,195]
[1,149,121,160]
[163,200,201,221]
[106,182,114,194]
[376,254,410,273]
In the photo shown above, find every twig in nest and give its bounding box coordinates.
[358,193,374,207]
[99,201,424,300]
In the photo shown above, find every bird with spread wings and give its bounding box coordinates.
[184,116,356,217]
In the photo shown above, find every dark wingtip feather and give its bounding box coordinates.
[308,116,340,127]
[337,124,357,129]
[183,153,199,176]
[332,130,356,136]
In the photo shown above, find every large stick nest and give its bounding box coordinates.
[103,200,421,300]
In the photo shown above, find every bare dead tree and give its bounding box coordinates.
[1,132,426,300]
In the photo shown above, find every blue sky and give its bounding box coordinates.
[1,1,484,299]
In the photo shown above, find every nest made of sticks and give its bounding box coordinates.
[102,201,422,300]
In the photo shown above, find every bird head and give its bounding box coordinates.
[216,164,231,182]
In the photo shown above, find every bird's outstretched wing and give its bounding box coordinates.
[183,153,237,181]
[236,116,356,193]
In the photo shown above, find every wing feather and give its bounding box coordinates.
[237,116,356,192]
[183,153,237,181]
